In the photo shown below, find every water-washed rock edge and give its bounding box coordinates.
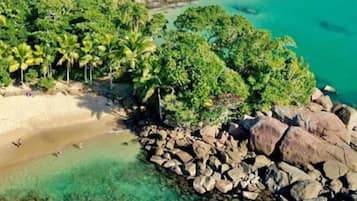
[136,87,357,201]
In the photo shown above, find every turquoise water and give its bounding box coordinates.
[157,0,357,105]
[0,134,199,201]
[0,1,356,200]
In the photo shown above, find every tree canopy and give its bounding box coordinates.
[174,6,315,112]
[0,2,316,129]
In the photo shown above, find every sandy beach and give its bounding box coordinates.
[0,93,121,168]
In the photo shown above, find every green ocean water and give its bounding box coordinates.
[0,134,199,201]
[158,0,357,106]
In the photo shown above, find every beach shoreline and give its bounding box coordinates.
[0,93,121,169]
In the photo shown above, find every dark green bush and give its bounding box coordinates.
[174,6,316,112]
[25,69,39,83]
[0,68,11,87]
[38,77,55,91]
[134,32,249,128]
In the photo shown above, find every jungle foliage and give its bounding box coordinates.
[0,2,315,129]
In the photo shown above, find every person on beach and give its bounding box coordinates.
[25,89,33,97]
[53,150,63,157]
[12,138,23,147]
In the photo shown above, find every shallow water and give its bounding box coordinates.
[155,0,357,106]
[0,133,200,201]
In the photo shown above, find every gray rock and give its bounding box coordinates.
[220,163,231,174]
[263,165,290,192]
[166,139,175,150]
[335,105,357,130]
[279,126,357,171]
[278,162,312,183]
[215,179,233,193]
[163,159,181,169]
[311,88,324,101]
[290,180,322,201]
[192,140,211,160]
[227,167,245,186]
[345,172,357,191]
[200,125,218,138]
[212,171,222,180]
[193,176,206,194]
[314,95,333,112]
[193,176,216,194]
[202,166,213,177]
[184,162,196,177]
[163,152,171,160]
[150,155,167,166]
[307,102,324,112]
[322,160,348,180]
[173,165,183,176]
[249,116,289,155]
[253,155,273,170]
[242,191,259,200]
[208,156,221,171]
[322,85,336,93]
[329,179,343,193]
[175,150,193,163]
[204,176,216,192]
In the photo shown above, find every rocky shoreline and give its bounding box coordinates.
[136,88,357,200]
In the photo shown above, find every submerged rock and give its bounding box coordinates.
[322,85,336,93]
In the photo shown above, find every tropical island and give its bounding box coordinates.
[0,0,356,200]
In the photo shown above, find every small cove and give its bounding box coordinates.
[0,130,200,201]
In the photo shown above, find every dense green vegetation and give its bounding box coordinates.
[0,1,315,129]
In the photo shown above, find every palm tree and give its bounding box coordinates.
[121,32,156,73]
[117,2,149,32]
[80,35,104,84]
[80,35,92,83]
[9,43,42,85]
[95,33,119,89]
[34,44,55,78]
[56,33,79,85]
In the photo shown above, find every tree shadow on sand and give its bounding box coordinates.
[76,95,112,120]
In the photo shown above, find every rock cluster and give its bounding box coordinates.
[138,88,357,200]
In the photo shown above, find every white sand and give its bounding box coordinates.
[0,93,121,167]
[0,93,114,138]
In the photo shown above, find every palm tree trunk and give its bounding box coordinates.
[89,66,93,85]
[20,68,24,85]
[48,65,52,78]
[67,63,70,85]
[84,65,88,83]
[109,65,113,89]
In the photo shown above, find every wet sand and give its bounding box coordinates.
[0,117,119,169]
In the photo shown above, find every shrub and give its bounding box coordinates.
[37,77,55,91]
[0,68,11,87]
[25,69,39,83]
